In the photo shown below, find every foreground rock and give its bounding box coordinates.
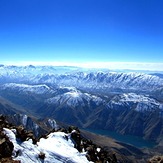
[148,156,163,163]
[0,115,118,163]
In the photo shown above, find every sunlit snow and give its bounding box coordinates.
[2,83,53,94]
[3,128,90,163]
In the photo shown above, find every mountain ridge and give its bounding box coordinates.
[0,66,162,151]
[0,83,162,144]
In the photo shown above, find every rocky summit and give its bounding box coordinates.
[0,115,118,163]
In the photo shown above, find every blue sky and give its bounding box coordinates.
[0,0,163,69]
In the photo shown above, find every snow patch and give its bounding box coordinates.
[2,83,53,95]
[47,119,57,129]
[65,91,80,98]
[3,128,90,163]
[22,115,28,126]
[108,93,161,113]
[121,93,156,103]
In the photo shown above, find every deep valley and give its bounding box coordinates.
[0,65,163,162]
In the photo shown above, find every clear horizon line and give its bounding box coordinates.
[1,61,163,71]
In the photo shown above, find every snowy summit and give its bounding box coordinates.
[3,128,90,163]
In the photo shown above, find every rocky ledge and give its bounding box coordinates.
[0,115,118,163]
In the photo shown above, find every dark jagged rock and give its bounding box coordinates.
[14,125,37,144]
[16,125,27,141]
[0,116,14,161]
[38,152,46,160]
[148,156,163,163]
[0,115,12,130]
[0,115,38,162]
[0,135,14,158]
[0,158,21,163]
[68,126,118,163]
[0,114,152,162]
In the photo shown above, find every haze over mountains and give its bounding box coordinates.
[0,65,162,146]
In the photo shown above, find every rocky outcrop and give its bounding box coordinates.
[0,115,14,161]
[68,126,118,163]
[1,114,163,162]
[0,115,118,163]
[0,115,36,162]
[16,125,37,144]
[0,132,14,159]
[148,156,163,163]
[0,158,20,163]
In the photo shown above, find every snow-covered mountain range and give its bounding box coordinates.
[2,83,55,95]
[0,65,163,144]
[107,93,163,113]
[0,65,163,94]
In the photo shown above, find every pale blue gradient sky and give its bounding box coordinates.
[0,0,163,70]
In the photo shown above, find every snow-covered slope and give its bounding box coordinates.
[84,93,163,141]
[46,87,104,108]
[106,93,163,114]
[1,83,55,95]
[40,87,105,127]
[0,65,163,93]
[65,72,163,91]
[0,65,163,143]
[3,128,89,163]
[6,114,53,137]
